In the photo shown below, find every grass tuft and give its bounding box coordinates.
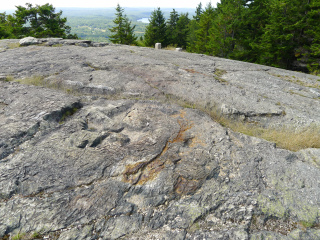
[8,42,20,49]
[15,76,45,86]
[12,233,26,240]
[10,231,43,240]
[5,75,79,95]
[166,97,320,152]
[225,120,320,151]
[0,75,14,82]
[163,44,178,51]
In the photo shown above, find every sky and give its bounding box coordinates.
[2,0,219,11]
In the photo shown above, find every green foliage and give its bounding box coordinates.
[187,0,320,74]
[165,9,190,49]
[175,13,190,49]
[166,9,179,46]
[232,0,270,62]
[12,233,26,240]
[31,231,41,239]
[186,3,202,52]
[0,12,13,38]
[109,4,137,45]
[0,3,77,39]
[208,0,245,58]
[193,3,203,22]
[144,8,168,47]
[194,3,215,54]
[300,220,315,228]
[256,0,305,69]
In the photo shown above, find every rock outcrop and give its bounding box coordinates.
[0,38,320,240]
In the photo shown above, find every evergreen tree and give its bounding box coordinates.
[109,4,137,45]
[175,13,190,49]
[185,0,320,74]
[193,2,203,21]
[194,3,215,54]
[187,3,203,52]
[122,17,137,45]
[208,0,246,58]
[256,0,320,71]
[0,13,11,39]
[233,0,270,62]
[144,8,167,47]
[303,0,320,74]
[166,9,179,46]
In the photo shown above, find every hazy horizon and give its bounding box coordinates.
[1,0,219,11]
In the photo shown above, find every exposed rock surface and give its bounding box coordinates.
[0,38,320,240]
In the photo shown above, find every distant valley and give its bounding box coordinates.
[59,7,195,42]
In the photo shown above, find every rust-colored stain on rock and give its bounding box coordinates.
[123,161,148,185]
[137,158,166,185]
[123,110,198,186]
[174,176,200,195]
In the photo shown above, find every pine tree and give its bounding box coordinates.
[194,3,215,54]
[175,13,190,49]
[303,0,320,74]
[208,0,246,58]
[256,0,319,70]
[187,3,203,52]
[122,17,137,45]
[144,8,168,47]
[194,2,203,21]
[166,9,179,46]
[233,0,270,62]
[109,4,137,45]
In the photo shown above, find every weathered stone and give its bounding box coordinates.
[19,37,40,46]
[0,38,320,239]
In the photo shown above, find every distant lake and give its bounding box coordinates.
[137,18,149,23]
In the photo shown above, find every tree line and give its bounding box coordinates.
[111,1,320,74]
[1,2,319,74]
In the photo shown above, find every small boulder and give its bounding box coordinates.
[19,37,40,46]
